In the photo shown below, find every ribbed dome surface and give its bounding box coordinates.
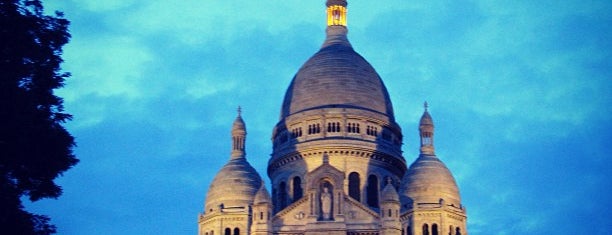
[280,38,394,119]
[400,155,461,206]
[205,158,263,211]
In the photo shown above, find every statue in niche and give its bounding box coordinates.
[320,186,332,220]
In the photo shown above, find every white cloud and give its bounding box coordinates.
[36,1,612,234]
[60,36,153,100]
[184,77,237,99]
[75,0,139,12]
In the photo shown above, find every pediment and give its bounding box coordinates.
[343,196,380,224]
[306,158,344,190]
[272,197,310,227]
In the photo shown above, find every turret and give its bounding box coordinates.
[380,179,401,235]
[251,183,273,235]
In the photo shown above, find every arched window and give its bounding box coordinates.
[348,172,360,201]
[279,182,287,209]
[424,136,431,145]
[332,9,341,20]
[291,128,302,138]
[423,224,429,235]
[260,211,263,220]
[432,224,439,235]
[367,175,379,208]
[347,123,361,133]
[233,228,240,235]
[449,225,454,235]
[367,126,378,136]
[327,122,341,132]
[211,231,214,235]
[293,176,303,202]
[407,226,412,235]
[225,228,231,235]
[205,232,209,235]
[455,227,461,235]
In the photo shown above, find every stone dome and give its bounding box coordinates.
[279,27,395,120]
[381,182,399,202]
[204,158,263,211]
[400,155,461,207]
[232,115,246,133]
[253,183,272,204]
[419,110,433,126]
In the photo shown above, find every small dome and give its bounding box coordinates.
[400,155,461,207]
[381,182,399,202]
[204,158,263,211]
[279,28,394,120]
[253,183,272,204]
[232,113,246,134]
[419,111,433,126]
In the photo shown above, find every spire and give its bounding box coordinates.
[419,102,435,155]
[322,0,351,48]
[231,107,247,159]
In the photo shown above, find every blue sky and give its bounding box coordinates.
[27,0,611,234]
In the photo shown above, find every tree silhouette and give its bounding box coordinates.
[1,0,78,234]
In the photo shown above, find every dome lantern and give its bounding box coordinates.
[326,0,347,27]
[419,102,435,155]
[231,106,246,159]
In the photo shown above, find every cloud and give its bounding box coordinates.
[61,36,153,99]
[73,0,139,12]
[31,0,612,234]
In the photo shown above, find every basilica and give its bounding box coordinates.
[198,1,467,235]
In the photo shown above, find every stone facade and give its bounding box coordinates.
[198,1,467,235]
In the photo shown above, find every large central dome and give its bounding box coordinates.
[279,27,395,120]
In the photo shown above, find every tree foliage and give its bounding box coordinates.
[0,0,78,234]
